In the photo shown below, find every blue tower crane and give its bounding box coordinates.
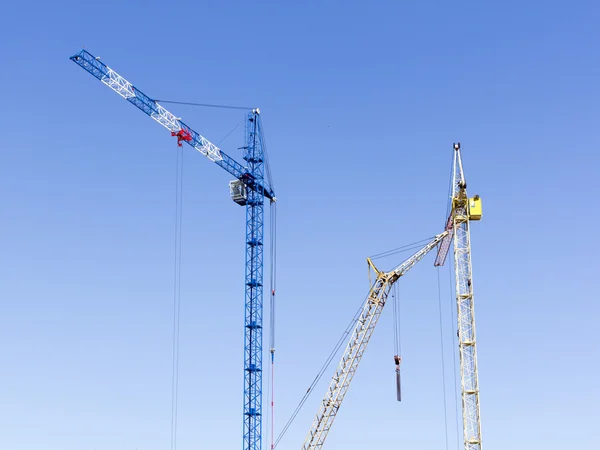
[70,50,275,450]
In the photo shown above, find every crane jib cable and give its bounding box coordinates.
[392,282,402,402]
[369,236,436,260]
[273,294,371,448]
[437,268,450,450]
[155,99,254,111]
[448,256,461,449]
[170,142,184,450]
[268,200,277,450]
[216,117,246,147]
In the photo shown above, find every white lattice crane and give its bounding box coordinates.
[301,232,449,450]
[300,142,484,450]
[434,142,483,450]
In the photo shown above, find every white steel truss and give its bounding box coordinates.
[451,144,483,450]
[150,103,181,132]
[100,65,222,162]
[101,67,135,99]
[301,232,448,450]
[193,136,222,162]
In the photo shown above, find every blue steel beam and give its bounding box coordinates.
[243,111,265,450]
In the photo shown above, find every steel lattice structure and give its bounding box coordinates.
[70,50,275,450]
[243,113,265,450]
[435,143,483,450]
[450,144,483,450]
[302,232,448,450]
[303,142,484,450]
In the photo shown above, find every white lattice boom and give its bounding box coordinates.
[97,63,222,162]
[301,232,448,450]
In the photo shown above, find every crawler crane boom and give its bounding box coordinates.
[302,232,448,450]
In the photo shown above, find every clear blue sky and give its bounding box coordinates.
[1,1,598,449]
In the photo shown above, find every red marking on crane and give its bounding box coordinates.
[171,129,192,147]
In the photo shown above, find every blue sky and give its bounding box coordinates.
[1,1,599,449]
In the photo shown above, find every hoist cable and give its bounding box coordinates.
[271,362,275,450]
[448,255,461,449]
[216,117,246,147]
[396,283,401,355]
[392,283,401,356]
[259,117,275,193]
[437,269,450,450]
[444,148,460,448]
[170,144,184,450]
[392,286,398,355]
[392,282,402,402]
[155,99,253,111]
[269,202,277,349]
[268,201,277,450]
[266,347,272,450]
[274,293,371,448]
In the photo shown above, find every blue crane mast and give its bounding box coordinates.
[70,50,275,450]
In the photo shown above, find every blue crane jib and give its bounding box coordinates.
[70,49,275,450]
[70,50,275,201]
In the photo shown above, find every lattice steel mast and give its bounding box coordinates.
[243,112,266,450]
[435,142,483,450]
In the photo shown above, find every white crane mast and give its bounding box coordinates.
[450,143,483,450]
[301,232,448,450]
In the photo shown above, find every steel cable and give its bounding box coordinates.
[170,144,184,450]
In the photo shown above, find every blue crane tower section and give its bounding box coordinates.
[71,49,275,450]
